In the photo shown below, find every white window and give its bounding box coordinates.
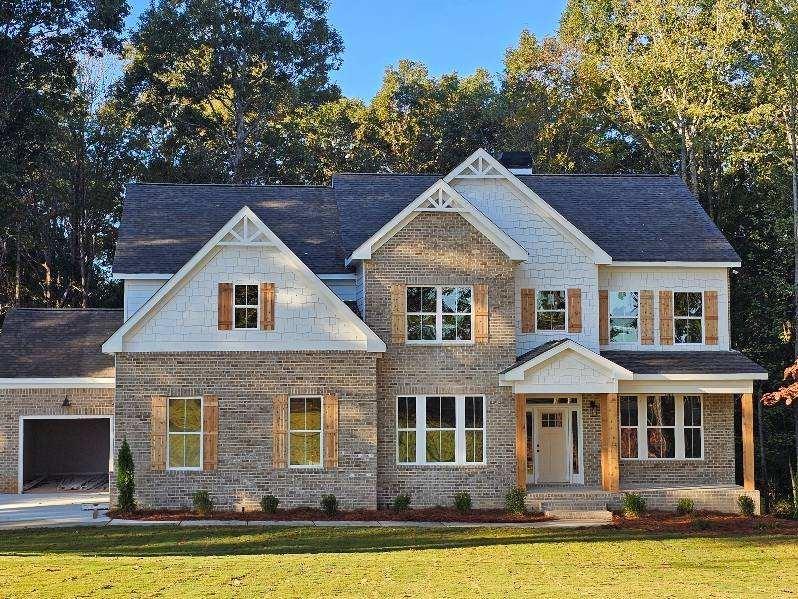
[289,396,322,467]
[609,291,639,342]
[406,286,472,342]
[234,284,259,329]
[396,395,485,465]
[168,397,203,470]
[536,290,566,331]
[619,395,703,460]
[674,291,702,344]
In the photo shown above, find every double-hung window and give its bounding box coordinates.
[289,396,322,467]
[619,395,703,460]
[396,395,485,465]
[609,291,639,342]
[234,284,259,329]
[168,397,203,469]
[536,290,566,331]
[674,292,703,344]
[406,286,472,342]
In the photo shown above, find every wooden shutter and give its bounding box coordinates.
[598,290,609,345]
[323,393,339,468]
[390,284,406,343]
[218,283,233,330]
[151,395,167,471]
[704,290,718,345]
[639,290,654,345]
[260,282,275,331]
[521,288,536,333]
[659,290,674,345]
[202,395,219,471]
[272,394,288,469]
[567,288,582,333]
[474,284,489,343]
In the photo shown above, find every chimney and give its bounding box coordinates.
[498,151,534,175]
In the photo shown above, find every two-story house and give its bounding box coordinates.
[0,149,767,514]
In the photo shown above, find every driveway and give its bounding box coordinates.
[0,492,110,529]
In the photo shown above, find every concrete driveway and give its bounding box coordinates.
[0,492,110,529]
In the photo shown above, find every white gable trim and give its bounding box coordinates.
[611,261,742,268]
[103,206,386,354]
[446,149,612,264]
[0,377,115,389]
[347,179,528,263]
[499,340,633,383]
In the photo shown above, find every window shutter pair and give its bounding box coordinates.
[521,288,581,333]
[272,394,339,469]
[217,282,275,331]
[150,394,218,471]
[658,290,719,345]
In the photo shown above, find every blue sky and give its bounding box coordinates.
[127,1,566,100]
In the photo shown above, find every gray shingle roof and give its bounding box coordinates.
[500,339,570,374]
[113,183,348,275]
[601,351,767,375]
[0,309,122,378]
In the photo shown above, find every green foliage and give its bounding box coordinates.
[392,494,411,511]
[771,500,798,519]
[454,491,472,513]
[320,494,338,516]
[622,493,647,517]
[738,495,756,517]
[116,438,135,512]
[505,487,527,514]
[192,490,213,516]
[259,495,279,514]
[675,498,695,516]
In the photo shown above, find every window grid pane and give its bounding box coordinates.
[536,290,566,331]
[406,286,438,341]
[289,396,322,467]
[233,284,259,329]
[464,396,485,463]
[397,396,417,463]
[674,292,703,343]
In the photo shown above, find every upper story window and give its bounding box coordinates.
[609,291,639,342]
[536,290,566,331]
[619,394,703,460]
[234,284,259,329]
[674,291,703,344]
[406,286,472,343]
[289,396,322,467]
[168,397,203,470]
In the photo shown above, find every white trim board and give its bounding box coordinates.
[610,261,741,268]
[0,378,115,389]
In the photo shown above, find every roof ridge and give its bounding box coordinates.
[518,173,677,178]
[128,182,332,189]
[10,307,123,312]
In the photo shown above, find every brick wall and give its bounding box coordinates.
[114,351,378,510]
[365,211,518,508]
[0,388,114,493]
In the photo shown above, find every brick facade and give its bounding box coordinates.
[364,211,518,508]
[114,351,378,510]
[0,388,114,493]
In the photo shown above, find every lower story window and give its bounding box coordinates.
[396,395,485,465]
[168,397,203,469]
[289,396,322,467]
[619,395,703,460]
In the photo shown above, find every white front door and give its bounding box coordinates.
[535,409,569,483]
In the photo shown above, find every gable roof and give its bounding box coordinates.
[499,338,634,381]
[0,308,121,378]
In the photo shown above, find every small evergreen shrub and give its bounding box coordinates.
[321,494,338,516]
[675,498,695,516]
[622,493,646,517]
[738,495,756,517]
[505,486,526,514]
[192,490,213,516]
[771,500,798,519]
[392,493,411,511]
[260,495,279,514]
[454,491,472,512]
[691,518,711,531]
[116,438,136,512]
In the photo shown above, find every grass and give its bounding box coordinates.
[0,525,796,597]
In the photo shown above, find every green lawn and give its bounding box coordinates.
[0,525,796,598]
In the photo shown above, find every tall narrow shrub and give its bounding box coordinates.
[116,438,135,512]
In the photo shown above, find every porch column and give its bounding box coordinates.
[600,393,620,492]
[515,394,526,489]
[742,393,755,490]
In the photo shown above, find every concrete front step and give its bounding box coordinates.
[545,509,614,522]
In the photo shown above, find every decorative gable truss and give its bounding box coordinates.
[103,206,386,354]
[347,180,529,263]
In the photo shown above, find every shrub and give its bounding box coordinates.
[505,486,526,514]
[691,518,711,531]
[738,495,756,517]
[321,494,338,516]
[116,438,136,512]
[260,495,279,514]
[393,493,411,511]
[192,490,213,516]
[622,493,646,517]
[771,500,797,519]
[675,498,695,516]
[454,491,472,513]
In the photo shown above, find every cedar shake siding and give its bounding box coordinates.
[113,351,378,510]
[364,211,518,508]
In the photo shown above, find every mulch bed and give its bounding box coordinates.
[107,507,550,523]
[612,510,798,534]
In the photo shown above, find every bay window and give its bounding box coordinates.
[618,395,703,460]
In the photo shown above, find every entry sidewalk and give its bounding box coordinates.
[0,492,110,529]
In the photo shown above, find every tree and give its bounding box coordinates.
[114,0,343,184]
[116,438,135,512]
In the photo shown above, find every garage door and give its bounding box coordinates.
[22,418,110,493]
